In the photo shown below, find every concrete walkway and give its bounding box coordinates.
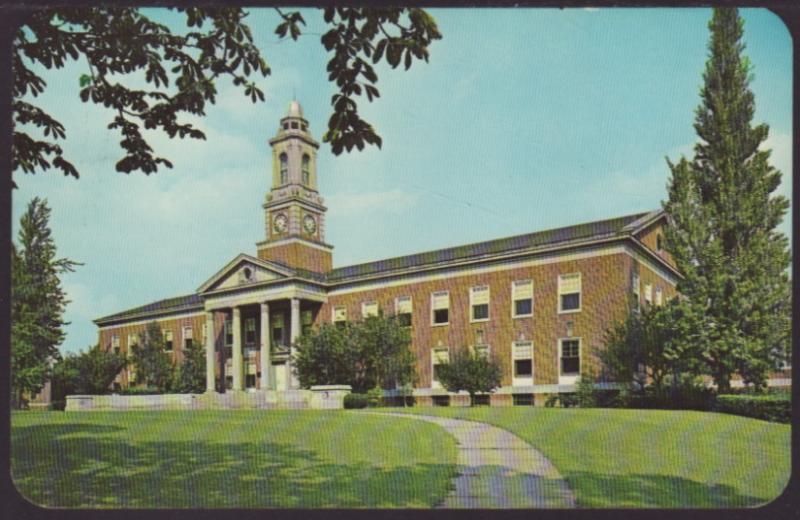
[369,412,577,508]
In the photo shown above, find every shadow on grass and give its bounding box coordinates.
[564,470,769,508]
[11,422,456,508]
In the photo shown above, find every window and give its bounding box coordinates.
[560,339,580,375]
[183,326,193,350]
[512,279,533,318]
[655,286,663,306]
[395,296,412,327]
[644,283,653,305]
[470,285,490,322]
[111,335,120,355]
[632,273,641,311]
[431,291,449,325]
[656,233,664,252]
[272,313,285,345]
[432,347,449,388]
[163,330,174,351]
[291,121,299,129]
[301,310,313,335]
[333,306,347,328]
[246,374,256,388]
[224,319,233,346]
[244,317,256,345]
[362,301,379,318]
[302,154,310,185]
[513,394,534,406]
[473,344,490,358]
[283,122,289,130]
[558,273,581,312]
[512,341,533,383]
[279,153,288,184]
[127,334,139,353]
[432,395,450,407]
[301,123,308,132]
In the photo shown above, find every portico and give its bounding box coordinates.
[197,253,327,393]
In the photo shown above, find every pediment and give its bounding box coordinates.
[197,254,292,294]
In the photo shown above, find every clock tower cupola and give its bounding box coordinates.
[256,100,333,273]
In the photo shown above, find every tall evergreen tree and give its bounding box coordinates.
[11,197,79,408]
[663,8,791,392]
[172,338,206,393]
[129,322,174,392]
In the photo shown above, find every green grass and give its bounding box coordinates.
[389,406,790,508]
[11,410,458,508]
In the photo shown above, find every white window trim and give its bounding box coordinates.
[644,283,653,305]
[431,347,449,389]
[472,343,491,357]
[395,296,412,323]
[655,286,663,306]
[431,291,450,326]
[557,273,582,314]
[511,340,534,386]
[558,337,581,385]
[332,305,347,323]
[361,300,379,319]
[632,273,641,311]
[511,279,534,319]
[469,285,490,323]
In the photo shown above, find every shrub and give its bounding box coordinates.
[366,387,384,407]
[343,393,368,409]
[545,393,578,408]
[713,394,791,423]
[115,387,163,396]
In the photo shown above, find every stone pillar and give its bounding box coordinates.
[260,302,270,391]
[232,307,243,391]
[289,298,301,390]
[205,311,215,392]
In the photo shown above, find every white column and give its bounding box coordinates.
[260,302,270,391]
[289,298,301,390]
[232,307,243,391]
[205,311,216,392]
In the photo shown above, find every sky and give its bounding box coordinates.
[11,8,792,354]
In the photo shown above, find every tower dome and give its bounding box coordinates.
[287,100,303,118]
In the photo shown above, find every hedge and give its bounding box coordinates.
[343,393,368,409]
[713,394,791,424]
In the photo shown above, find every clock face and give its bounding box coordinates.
[273,213,288,234]
[303,214,317,234]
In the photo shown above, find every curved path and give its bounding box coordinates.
[369,412,577,508]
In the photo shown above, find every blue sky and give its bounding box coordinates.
[12,8,792,354]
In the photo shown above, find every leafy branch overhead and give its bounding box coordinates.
[12,7,441,185]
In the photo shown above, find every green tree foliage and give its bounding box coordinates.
[129,322,173,392]
[293,314,415,393]
[662,8,791,392]
[51,344,127,399]
[172,335,207,393]
[12,7,440,185]
[600,300,699,393]
[435,349,502,406]
[11,197,79,408]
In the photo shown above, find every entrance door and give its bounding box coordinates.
[274,362,287,391]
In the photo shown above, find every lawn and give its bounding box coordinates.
[389,406,791,508]
[11,410,458,508]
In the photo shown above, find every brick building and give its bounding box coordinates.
[95,100,684,404]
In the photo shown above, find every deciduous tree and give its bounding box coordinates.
[12,7,440,186]
[435,348,502,406]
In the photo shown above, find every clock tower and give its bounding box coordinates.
[256,100,333,274]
